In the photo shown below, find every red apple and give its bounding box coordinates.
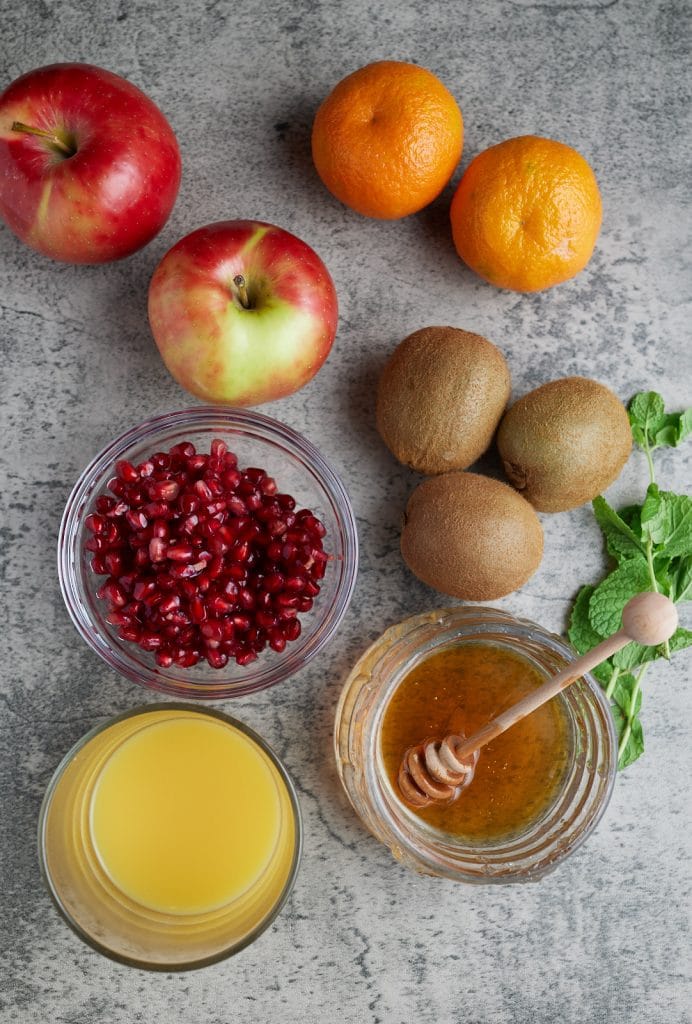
[148,221,339,406]
[0,63,181,263]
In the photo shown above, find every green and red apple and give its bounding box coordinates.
[148,221,339,406]
[0,63,181,263]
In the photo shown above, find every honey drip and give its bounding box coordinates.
[380,642,572,842]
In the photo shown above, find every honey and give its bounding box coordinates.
[380,642,572,842]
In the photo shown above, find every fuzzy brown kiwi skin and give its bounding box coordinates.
[497,377,632,513]
[376,326,511,475]
[400,471,544,601]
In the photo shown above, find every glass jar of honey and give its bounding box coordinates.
[334,607,617,883]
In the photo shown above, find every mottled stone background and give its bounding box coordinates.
[1,1,690,1021]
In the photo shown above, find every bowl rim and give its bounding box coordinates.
[58,406,358,699]
[37,701,304,971]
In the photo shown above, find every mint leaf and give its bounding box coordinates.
[611,673,642,717]
[569,586,604,650]
[617,715,645,770]
[671,556,692,602]
[628,392,665,447]
[653,409,692,448]
[612,641,658,671]
[668,627,692,654]
[592,496,645,562]
[588,561,652,637]
[642,488,692,557]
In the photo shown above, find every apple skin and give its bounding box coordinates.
[148,221,339,406]
[0,63,181,263]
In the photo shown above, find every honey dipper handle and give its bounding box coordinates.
[450,592,678,764]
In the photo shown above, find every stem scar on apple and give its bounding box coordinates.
[11,120,76,158]
[233,274,252,310]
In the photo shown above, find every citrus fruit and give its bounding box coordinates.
[450,135,602,292]
[312,61,463,219]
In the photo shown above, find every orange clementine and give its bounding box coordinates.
[312,61,463,220]
[450,135,602,292]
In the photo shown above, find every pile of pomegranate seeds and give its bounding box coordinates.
[85,439,328,669]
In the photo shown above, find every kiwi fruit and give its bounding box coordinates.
[400,471,544,601]
[497,377,631,512]
[376,326,511,475]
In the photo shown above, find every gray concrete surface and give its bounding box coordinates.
[1,1,690,1021]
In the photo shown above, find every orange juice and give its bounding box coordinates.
[40,707,300,968]
[90,715,285,914]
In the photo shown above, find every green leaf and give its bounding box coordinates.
[641,488,692,557]
[619,504,643,539]
[668,627,692,654]
[611,673,642,716]
[670,556,692,602]
[618,716,645,770]
[592,496,645,562]
[569,585,605,650]
[653,409,692,448]
[612,641,659,671]
[588,560,652,637]
[628,392,665,447]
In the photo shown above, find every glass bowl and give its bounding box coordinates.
[38,704,302,970]
[334,606,617,884]
[59,407,358,699]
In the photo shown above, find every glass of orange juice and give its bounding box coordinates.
[39,704,301,969]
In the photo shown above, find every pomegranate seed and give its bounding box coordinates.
[98,578,127,607]
[138,460,155,478]
[260,477,277,495]
[284,574,307,593]
[206,649,228,669]
[126,509,148,531]
[190,596,207,623]
[222,469,242,489]
[151,480,181,502]
[85,513,106,534]
[284,619,301,641]
[115,459,139,482]
[229,542,250,563]
[264,571,285,593]
[133,579,156,600]
[211,439,228,458]
[194,479,213,501]
[176,650,200,668]
[179,494,200,515]
[277,494,296,510]
[149,537,167,562]
[140,632,164,652]
[152,519,170,539]
[304,580,321,597]
[167,544,195,563]
[221,619,236,640]
[201,620,223,642]
[278,607,298,622]
[155,650,174,668]
[297,596,313,612]
[187,454,208,473]
[91,555,106,574]
[86,535,106,553]
[236,648,257,666]
[269,629,287,652]
[119,625,142,643]
[170,442,195,459]
[232,614,251,632]
[257,610,278,630]
[207,594,235,616]
[119,573,136,593]
[95,496,116,514]
[104,551,124,576]
[159,594,181,615]
[106,609,131,626]
[143,500,172,519]
[276,592,299,608]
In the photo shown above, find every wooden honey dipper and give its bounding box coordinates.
[398,592,679,808]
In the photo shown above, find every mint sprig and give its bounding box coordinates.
[568,392,692,769]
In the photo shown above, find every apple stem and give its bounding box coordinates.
[11,121,75,157]
[233,275,251,310]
